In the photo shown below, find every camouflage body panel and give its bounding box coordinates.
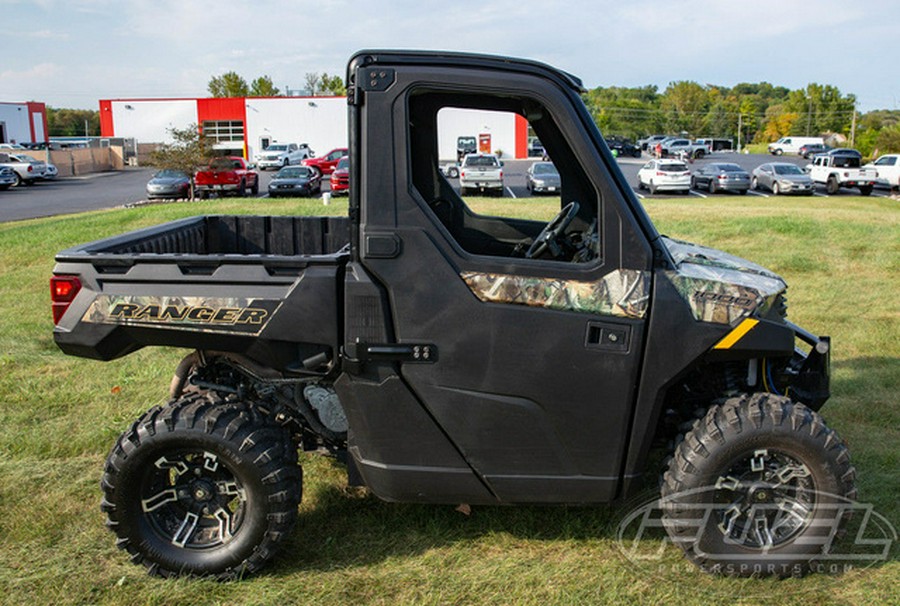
[461,269,650,319]
[662,237,786,324]
[82,295,281,336]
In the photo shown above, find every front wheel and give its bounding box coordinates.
[772,182,781,195]
[751,177,759,191]
[250,179,259,196]
[101,394,302,579]
[662,393,856,577]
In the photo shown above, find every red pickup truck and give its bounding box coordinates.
[302,147,348,176]
[194,156,259,198]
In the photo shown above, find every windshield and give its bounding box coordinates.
[532,162,558,176]
[266,145,287,151]
[210,158,241,169]
[154,169,186,178]
[774,164,804,175]
[464,155,499,167]
[277,167,312,178]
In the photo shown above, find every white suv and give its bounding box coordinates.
[255,143,313,170]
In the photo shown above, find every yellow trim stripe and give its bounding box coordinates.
[713,318,759,350]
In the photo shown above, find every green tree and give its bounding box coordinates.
[47,107,100,136]
[208,72,250,98]
[249,75,281,97]
[660,81,709,135]
[148,123,213,200]
[784,83,856,136]
[319,73,346,96]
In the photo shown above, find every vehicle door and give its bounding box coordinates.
[352,64,654,503]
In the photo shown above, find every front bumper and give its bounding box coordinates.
[784,321,830,410]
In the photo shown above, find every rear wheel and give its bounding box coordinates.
[662,394,856,577]
[826,176,840,195]
[774,149,784,156]
[237,180,247,197]
[708,180,716,194]
[649,181,657,195]
[101,394,301,579]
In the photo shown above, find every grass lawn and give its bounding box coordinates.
[0,195,896,605]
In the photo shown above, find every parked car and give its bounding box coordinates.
[660,138,706,159]
[604,137,641,158]
[459,152,504,196]
[691,163,751,194]
[11,153,49,179]
[636,159,691,194]
[303,148,348,176]
[194,156,259,198]
[255,143,313,170]
[767,136,824,155]
[751,163,814,195]
[527,139,545,158]
[0,166,17,189]
[808,150,877,195]
[43,162,58,180]
[525,161,561,194]
[146,169,192,199]
[268,165,321,197]
[330,157,350,196]
[636,134,669,151]
[457,136,477,161]
[866,154,900,190]
[798,143,831,159]
[0,152,45,186]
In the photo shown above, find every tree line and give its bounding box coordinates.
[44,76,900,157]
[584,81,900,156]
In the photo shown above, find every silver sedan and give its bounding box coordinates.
[751,163,814,195]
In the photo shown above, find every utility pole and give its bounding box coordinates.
[850,106,857,148]
[737,112,743,153]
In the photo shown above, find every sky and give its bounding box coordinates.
[1,0,898,113]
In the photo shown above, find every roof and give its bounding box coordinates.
[348,49,585,93]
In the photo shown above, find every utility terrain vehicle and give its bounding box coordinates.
[51,50,854,579]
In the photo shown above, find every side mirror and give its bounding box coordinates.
[248,163,257,169]
[500,161,505,167]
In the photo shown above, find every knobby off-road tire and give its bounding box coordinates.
[101,393,302,579]
[661,393,856,577]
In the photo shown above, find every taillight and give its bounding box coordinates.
[27,165,33,173]
[50,275,81,324]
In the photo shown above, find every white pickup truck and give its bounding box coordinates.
[808,151,878,195]
[459,153,504,196]
[255,142,313,170]
[0,152,47,186]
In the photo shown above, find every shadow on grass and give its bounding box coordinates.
[273,476,647,575]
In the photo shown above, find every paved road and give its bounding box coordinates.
[2,154,892,224]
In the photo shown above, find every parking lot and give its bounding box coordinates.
[1,153,894,223]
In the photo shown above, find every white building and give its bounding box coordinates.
[100,96,527,161]
[0,101,49,145]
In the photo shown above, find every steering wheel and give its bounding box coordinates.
[525,201,580,259]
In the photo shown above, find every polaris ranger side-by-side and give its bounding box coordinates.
[51,51,854,579]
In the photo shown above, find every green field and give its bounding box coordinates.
[0,195,897,605]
